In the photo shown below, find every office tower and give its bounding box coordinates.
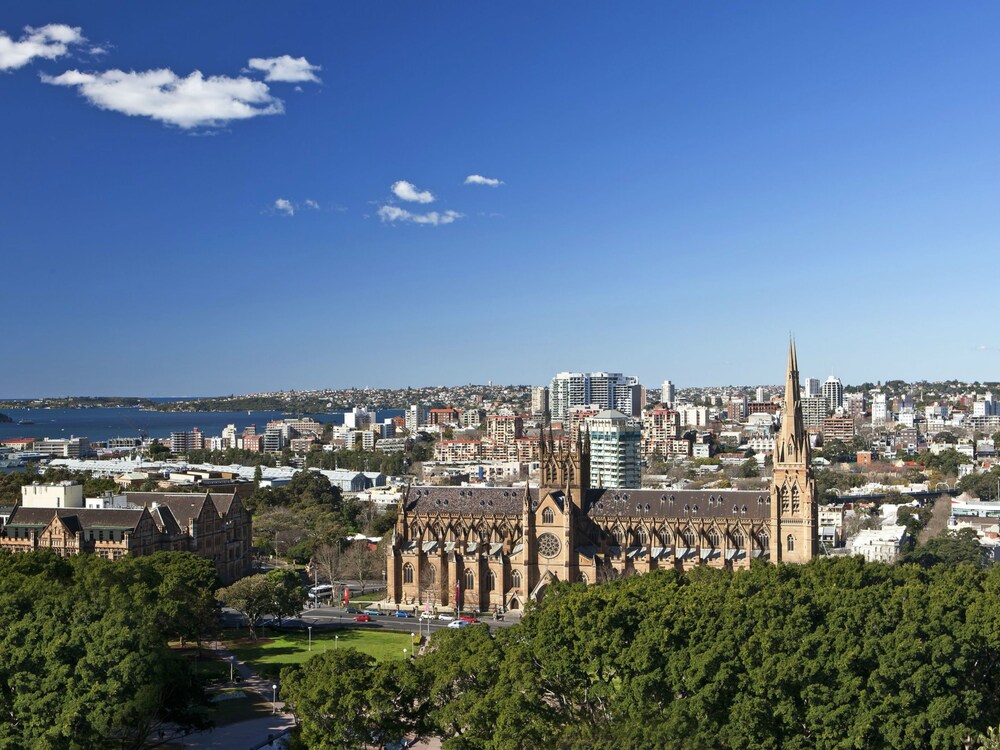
[822,376,844,412]
[587,410,642,489]
[755,386,765,402]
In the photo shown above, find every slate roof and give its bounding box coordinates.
[585,488,771,520]
[403,485,771,521]
[4,507,147,532]
[124,492,216,528]
[404,486,529,515]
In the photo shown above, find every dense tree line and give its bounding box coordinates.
[0,411,11,423]
[0,550,218,749]
[283,557,1000,749]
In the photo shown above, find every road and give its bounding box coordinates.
[220,603,521,637]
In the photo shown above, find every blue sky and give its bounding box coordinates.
[2,3,1000,397]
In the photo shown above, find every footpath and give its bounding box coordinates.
[178,640,296,750]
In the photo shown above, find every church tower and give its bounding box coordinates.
[770,339,818,563]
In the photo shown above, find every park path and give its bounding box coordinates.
[178,640,294,749]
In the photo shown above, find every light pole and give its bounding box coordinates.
[229,655,235,682]
[271,684,277,714]
[403,648,408,660]
[335,635,339,650]
[308,626,312,652]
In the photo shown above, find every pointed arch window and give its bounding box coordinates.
[682,528,695,547]
[786,534,795,552]
[426,564,436,585]
[707,529,720,548]
[791,485,801,515]
[759,532,770,550]
[638,527,649,545]
[580,572,589,584]
[464,569,475,589]
[403,563,414,584]
[487,570,496,592]
[732,531,745,549]
[542,507,554,524]
[511,569,522,589]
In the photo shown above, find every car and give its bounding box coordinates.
[362,609,382,617]
[419,611,435,620]
[353,614,371,622]
[393,610,415,618]
[437,614,455,621]
[345,606,361,614]
[460,615,480,624]
[447,620,469,629]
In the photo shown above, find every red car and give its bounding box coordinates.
[353,614,371,622]
[460,615,480,624]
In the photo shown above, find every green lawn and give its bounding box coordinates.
[209,688,274,726]
[348,590,387,602]
[222,628,417,679]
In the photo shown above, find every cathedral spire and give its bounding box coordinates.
[777,338,808,465]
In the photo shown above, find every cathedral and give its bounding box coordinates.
[386,342,818,611]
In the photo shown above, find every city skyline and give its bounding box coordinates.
[4,3,1000,396]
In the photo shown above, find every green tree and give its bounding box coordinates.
[282,649,428,749]
[217,574,274,640]
[267,568,306,624]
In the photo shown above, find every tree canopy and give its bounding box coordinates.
[284,556,1000,749]
[0,550,214,749]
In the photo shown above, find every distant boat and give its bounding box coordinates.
[17,420,33,425]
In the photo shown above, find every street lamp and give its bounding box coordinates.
[229,655,235,682]
[308,626,312,652]
[335,635,339,650]
[403,648,408,660]
[271,684,277,714]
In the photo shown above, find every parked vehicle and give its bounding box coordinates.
[419,611,435,620]
[437,614,455,621]
[345,606,361,614]
[394,610,415,618]
[354,614,371,622]
[362,608,383,617]
[460,615,480,624]
[447,620,469,629]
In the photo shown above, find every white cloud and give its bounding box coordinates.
[274,198,295,216]
[41,68,284,128]
[0,23,85,71]
[377,205,462,226]
[391,180,435,204]
[247,55,321,83]
[464,174,503,187]
[304,199,320,210]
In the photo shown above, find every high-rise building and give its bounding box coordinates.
[872,393,889,425]
[587,410,642,489]
[549,372,641,419]
[661,380,676,406]
[804,378,821,398]
[822,376,844,412]
[263,427,284,453]
[169,429,203,454]
[531,386,549,418]
[801,396,828,429]
[728,395,748,423]
[405,404,428,432]
[755,386,766,403]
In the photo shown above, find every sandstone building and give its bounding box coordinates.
[387,343,818,611]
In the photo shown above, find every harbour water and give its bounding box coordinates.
[0,407,403,444]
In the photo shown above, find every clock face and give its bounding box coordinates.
[537,532,561,559]
[531,499,539,511]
